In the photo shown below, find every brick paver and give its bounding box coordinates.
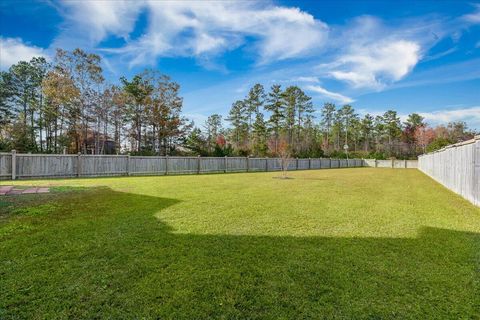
[22,188,39,194]
[0,186,14,195]
[0,186,50,195]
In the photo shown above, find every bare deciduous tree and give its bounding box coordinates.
[268,136,292,178]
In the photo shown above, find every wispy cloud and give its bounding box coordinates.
[291,76,320,83]
[462,4,480,24]
[50,1,479,94]
[316,16,440,90]
[0,37,48,69]
[305,85,354,104]
[53,0,143,48]
[328,39,421,90]
[422,46,458,62]
[183,113,209,127]
[389,58,480,89]
[273,76,320,84]
[358,106,480,129]
[54,1,328,67]
[419,106,480,128]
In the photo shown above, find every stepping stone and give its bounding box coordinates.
[37,188,50,193]
[22,188,39,194]
[0,186,13,195]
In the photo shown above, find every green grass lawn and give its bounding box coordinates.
[1,168,479,319]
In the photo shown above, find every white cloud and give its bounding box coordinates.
[422,46,457,62]
[273,76,320,84]
[305,85,354,104]
[313,15,449,90]
[55,0,143,47]
[388,58,480,89]
[0,37,47,69]
[183,113,209,127]
[418,106,480,128]
[462,4,480,24]
[292,76,320,83]
[329,40,421,90]
[358,106,480,129]
[50,0,476,99]
[55,1,328,67]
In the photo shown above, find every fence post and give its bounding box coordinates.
[11,150,16,180]
[126,154,131,176]
[77,152,81,177]
[375,159,378,168]
[404,159,407,168]
[309,157,311,170]
[265,157,268,172]
[224,156,228,173]
[391,158,394,168]
[329,158,332,168]
[165,155,169,175]
[246,156,249,172]
[296,157,299,170]
[197,155,201,174]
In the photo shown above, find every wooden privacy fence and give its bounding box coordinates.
[418,135,480,207]
[0,151,418,180]
[363,159,418,169]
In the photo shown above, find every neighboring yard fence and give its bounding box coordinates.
[0,151,417,180]
[363,159,418,169]
[418,135,480,207]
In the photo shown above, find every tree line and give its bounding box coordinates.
[1,49,477,159]
[0,49,190,155]
[187,84,477,159]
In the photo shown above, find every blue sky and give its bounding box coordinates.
[1,0,479,129]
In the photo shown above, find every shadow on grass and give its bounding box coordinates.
[0,187,479,319]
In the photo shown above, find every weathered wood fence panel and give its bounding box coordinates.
[297,159,310,170]
[167,157,198,174]
[0,153,12,180]
[406,160,418,168]
[418,136,480,206]
[363,159,376,167]
[227,157,248,172]
[129,156,166,175]
[266,158,281,171]
[376,160,392,168]
[248,158,267,172]
[16,154,77,178]
[331,159,339,168]
[320,159,331,168]
[80,155,128,176]
[362,159,418,169]
[200,157,225,173]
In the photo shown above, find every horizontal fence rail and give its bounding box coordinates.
[0,151,417,180]
[418,136,480,207]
